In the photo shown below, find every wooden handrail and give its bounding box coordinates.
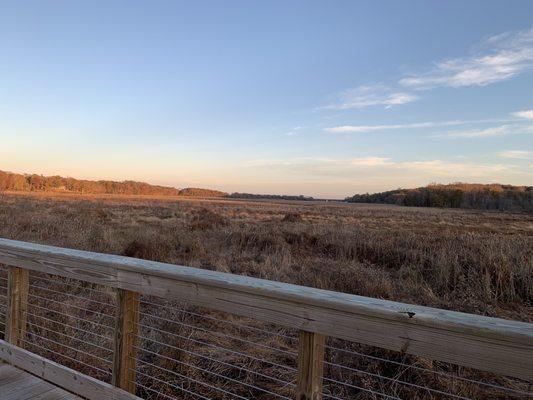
[0,237,532,382]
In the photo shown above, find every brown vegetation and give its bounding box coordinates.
[0,192,531,399]
[0,192,530,317]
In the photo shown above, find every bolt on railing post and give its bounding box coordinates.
[296,330,325,400]
[5,266,29,347]
[112,288,140,394]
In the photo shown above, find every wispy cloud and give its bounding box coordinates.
[437,124,533,138]
[435,125,509,138]
[499,150,533,159]
[512,109,533,119]
[326,84,418,110]
[284,126,304,136]
[400,28,533,89]
[324,119,513,134]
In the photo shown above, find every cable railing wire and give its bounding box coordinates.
[134,357,251,400]
[139,310,297,357]
[29,283,116,308]
[323,376,403,400]
[23,330,113,365]
[325,344,532,397]
[135,381,208,400]
[25,320,113,353]
[140,298,297,341]
[20,338,111,376]
[138,322,297,373]
[27,302,115,330]
[25,311,113,342]
[324,360,474,400]
[135,343,295,398]
[133,333,296,387]
[28,292,115,321]
[134,368,213,400]
[30,274,115,298]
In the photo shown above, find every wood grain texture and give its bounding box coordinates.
[297,331,325,400]
[0,238,532,380]
[5,266,29,347]
[112,289,139,393]
[0,362,83,399]
[0,340,141,400]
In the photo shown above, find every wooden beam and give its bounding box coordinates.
[5,266,29,347]
[112,289,139,393]
[297,331,325,400]
[0,339,140,400]
[0,238,532,380]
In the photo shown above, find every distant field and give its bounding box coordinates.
[1,191,531,321]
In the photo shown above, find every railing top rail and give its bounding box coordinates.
[0,238,530,341]
[0,237,532,380]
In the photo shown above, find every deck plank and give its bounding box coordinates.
[0,363,82,400]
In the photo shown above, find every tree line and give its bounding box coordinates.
[345,183,533,213]
[0,170,183,196]
[228,193,315,201]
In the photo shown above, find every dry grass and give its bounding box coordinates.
[0,192,531,399]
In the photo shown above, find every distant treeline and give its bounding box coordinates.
[346,183,533,212]
[179,188,228,197]
[0,170,225,197]
[228,193,315,201]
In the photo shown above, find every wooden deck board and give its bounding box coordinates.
[0,363,82,400]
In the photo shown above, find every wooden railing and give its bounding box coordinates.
[0,237,531,399]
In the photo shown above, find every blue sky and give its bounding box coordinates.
[1,1,532,198]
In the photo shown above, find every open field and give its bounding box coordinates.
[0,191,531,399]
[1,191,531,321]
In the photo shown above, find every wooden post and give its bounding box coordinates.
[5,266,29,347]
[297,330,325,400]
[112,289,140,393]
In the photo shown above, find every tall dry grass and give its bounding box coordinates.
[0,192,531,399]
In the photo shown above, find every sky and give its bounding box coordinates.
[1,1,533,198]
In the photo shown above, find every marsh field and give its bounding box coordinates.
[0,192,532,399]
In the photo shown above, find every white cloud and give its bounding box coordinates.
[436,126,509,138]
[499,150,533,159]
[326,122,432,133]
[512,109,533,119]
[325,119,480,133]
[325,120,533,137]
[326,84,418,109]
[400,28,533,89]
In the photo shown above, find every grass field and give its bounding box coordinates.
[1,191,531,320]
[0,191,531,399]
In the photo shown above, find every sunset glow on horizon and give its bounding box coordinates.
[2,1,533,198]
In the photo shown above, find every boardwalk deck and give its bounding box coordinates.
[0,363,82,400]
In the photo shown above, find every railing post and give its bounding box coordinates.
[112,288,140,394]
[5,266,29,347]
[297,330,325,400]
